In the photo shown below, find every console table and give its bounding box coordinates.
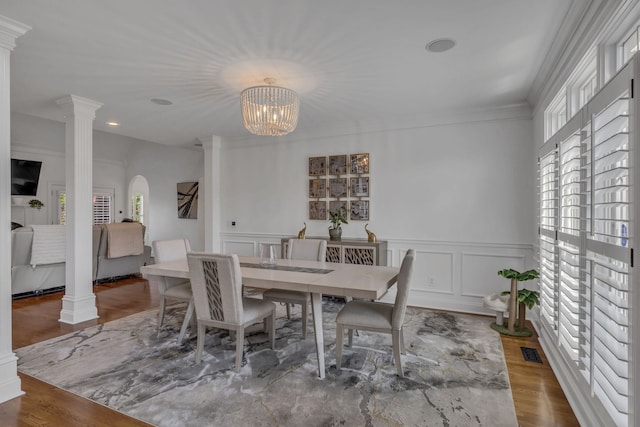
[280,237,387,266]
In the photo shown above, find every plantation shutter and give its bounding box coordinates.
[92,194,112,225]
[538,146,558,330]
[537,55,637,426]
[585,73,632,425]
[56,191,113,225]
[557,117,582,362]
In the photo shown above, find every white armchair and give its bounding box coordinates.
[151,238,193,343]
[187,252,276,371]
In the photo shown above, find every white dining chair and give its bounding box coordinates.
[187,252,276,371]
[152,238,193,343]
[335,249,415,377]
[262,238,327,338]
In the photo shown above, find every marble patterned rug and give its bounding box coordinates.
[16,301,517,426]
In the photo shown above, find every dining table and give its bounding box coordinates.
[141,255,400,378]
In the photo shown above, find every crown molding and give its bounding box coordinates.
[528,0,624,113]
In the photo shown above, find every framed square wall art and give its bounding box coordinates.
[329,178,348,198]
[329,200,348,216]
[309,201,327,220]
[309,179,326,198]
[328,155,348,175]
[177,181,198,219]
[350,200,369,221]
[350,177,369,197]
[309,156,327,176]
[350,153,369,174]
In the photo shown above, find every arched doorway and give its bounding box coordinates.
[128,175,150,242]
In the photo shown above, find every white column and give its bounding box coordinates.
[56,95,103,324]
[0,15,30,404]
[201,136,222,252]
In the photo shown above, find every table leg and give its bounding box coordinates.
[310,292,325,378]
[146,275,165,326]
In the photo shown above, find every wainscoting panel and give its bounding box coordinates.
[220,233,534,316]
[222,240,257,257]
[412,250,454,295]
[460,252,526,298]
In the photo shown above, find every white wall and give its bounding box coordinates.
[124,140,204,251]
[10,113,205,250]
[222,115,535,242]
[219,111,536,313]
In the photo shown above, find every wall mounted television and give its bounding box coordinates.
[11,158,43,196]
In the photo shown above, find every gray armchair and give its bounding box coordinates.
[262,238,327,338]
[335,249,415,377]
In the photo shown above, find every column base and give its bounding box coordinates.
[0,353,24,404]
[59,293,99,324]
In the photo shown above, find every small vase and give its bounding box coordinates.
[329,227,342,241]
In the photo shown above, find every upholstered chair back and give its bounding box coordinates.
[287,238,327,261]
[153,238,191,289]
[152,238,191,263]
[187,252,243,326]
[391,249,415,330]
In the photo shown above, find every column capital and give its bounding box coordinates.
[199,135,222,151]
[0,15,30,51]
[56,95,103,118]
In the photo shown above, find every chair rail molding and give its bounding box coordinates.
[220,232,534,316]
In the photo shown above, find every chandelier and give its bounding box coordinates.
[241,78,299,136]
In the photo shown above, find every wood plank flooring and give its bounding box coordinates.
[1,278,579,426]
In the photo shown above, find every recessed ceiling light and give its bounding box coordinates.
[151,98,173,105]
[425,38,456,53]
[106,121,120,126]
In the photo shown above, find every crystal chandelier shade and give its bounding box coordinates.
[241,82,299,136]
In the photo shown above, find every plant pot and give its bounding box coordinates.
[329,227,342,241]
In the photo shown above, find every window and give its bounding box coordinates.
[538,59,635,426]
[544,87,567,141]
[55,189,114,225]
[621,28,638,68]
[545,49,597,141]
[580,71,597,108]
[131,194,143,223]
[92,194,112,224]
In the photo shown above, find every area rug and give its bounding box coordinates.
[16,301,518,426]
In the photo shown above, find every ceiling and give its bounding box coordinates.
[2,0,576,147]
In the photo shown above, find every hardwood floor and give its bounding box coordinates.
[1,278,579,426]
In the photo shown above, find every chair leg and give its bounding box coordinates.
[235,326,245,372]
[286,303,291,319]
[336,324,344,370]
[392,329,404,377]
[400,327,406,354]
[348,329,354,347]
[301,302,308,339]
[158,295,167,328]
[177,299,194,344]
[195,322,205,363]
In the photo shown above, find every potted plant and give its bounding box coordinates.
[328,206,348,241]
[28,199,44,210]
[494,268,540,336]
